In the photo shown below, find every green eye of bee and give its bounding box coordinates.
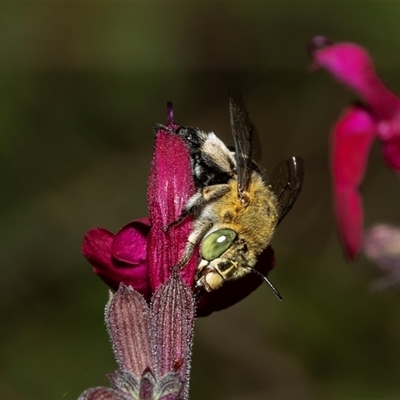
[201,229,237,261]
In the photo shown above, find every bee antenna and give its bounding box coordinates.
[246,267,283,301]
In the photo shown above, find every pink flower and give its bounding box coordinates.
[82,219,152,300]
[82,104,275,315]
[309,36,400,258]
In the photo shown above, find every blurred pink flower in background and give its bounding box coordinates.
[309,36,400,260]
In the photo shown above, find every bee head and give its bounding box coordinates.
[195,228,253,292]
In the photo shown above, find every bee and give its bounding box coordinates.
[163,86,304,296]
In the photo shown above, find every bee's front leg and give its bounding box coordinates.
[176,219,213,269]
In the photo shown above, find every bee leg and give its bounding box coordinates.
[180,184,230,219]
[201,183,231,202]
[163,211,189,232]
[163,192,204,232]
[164,185,229,232]
[176,219,213,268]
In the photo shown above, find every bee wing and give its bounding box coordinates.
[269,156,304,224]
[229,85,259,194]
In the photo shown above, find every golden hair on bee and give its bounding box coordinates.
[162,86,304,296]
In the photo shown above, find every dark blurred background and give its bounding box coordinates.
[2,3,400,399]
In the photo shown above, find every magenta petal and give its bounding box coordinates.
[101,263,152,302]
[310,39,377,95]
[382,137,400,173]
[82,228,115,270]
[310,37,400,120]
[197,246,275,317]
[332,106,376,186]
[112,219,150,264]
[331,105,376,258]
[147,126,197,292]
[83,226,152,299]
